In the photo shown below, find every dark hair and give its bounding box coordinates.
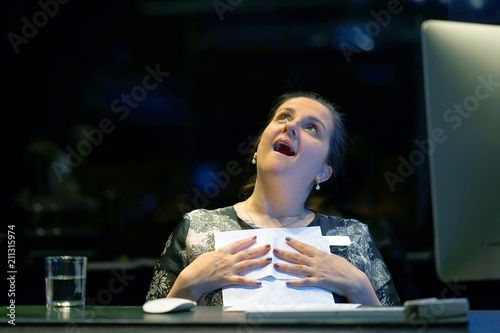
[240,91,347,199]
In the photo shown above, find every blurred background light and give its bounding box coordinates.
[470,0,485,9]
[192,162,224,194]
[330,22,376,52]
[140,193,159,213]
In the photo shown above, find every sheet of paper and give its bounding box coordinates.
[214,227,335,307]
[224,303,361,312]
[214,227,330,280]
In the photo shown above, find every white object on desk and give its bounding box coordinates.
[142,298,196,313]
[225,303,360,312]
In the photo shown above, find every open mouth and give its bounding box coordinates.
[273,141,296,157]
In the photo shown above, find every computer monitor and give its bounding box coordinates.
[421,19,500,282]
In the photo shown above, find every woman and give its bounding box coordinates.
[146,91,400,306]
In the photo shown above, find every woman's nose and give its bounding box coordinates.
[284,121,298,137]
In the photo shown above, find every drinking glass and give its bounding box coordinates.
[45,256,87,310]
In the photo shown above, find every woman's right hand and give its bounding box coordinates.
[167,235,271,302]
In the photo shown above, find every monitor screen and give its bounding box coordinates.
[421,19,500,282]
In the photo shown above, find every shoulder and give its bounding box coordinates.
[183,206,241,232]
[183,206,235,221]
[314,213,369,237]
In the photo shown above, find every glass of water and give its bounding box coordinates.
[45,256,87,310]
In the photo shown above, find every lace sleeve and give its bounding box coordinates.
[145,219,190,301]
[375,277,401,306]
[363,229,401,306]
[323,217,401,306]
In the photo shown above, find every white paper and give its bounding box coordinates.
[214,227,330,280]
[323,235,351,246]
[224,303,361,312]
[214,227,335,307]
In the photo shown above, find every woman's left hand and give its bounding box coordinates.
[272,237,381,306]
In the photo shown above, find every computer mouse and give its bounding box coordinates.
[142,297,197,314]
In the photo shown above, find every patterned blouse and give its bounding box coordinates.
[145,206,401,306]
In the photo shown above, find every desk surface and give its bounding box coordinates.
[2,306,499,333]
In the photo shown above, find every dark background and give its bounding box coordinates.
[5,0,500,309]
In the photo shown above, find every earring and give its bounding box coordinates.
[252,152,257,164]
[315,177,321,190]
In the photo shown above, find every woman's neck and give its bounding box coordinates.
[242,174,313,228]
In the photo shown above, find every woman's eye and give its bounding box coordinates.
[306,125,318,134]
[277,114,290,121]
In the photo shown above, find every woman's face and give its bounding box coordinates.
[256,97,334,187]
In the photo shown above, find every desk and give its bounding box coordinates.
[2,306,499,332]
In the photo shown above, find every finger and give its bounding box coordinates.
[273,262,313,277]
[284,237,320,257]
[236,243,271,261]
[224,235,258,255]
[226,275,263,287]
[234,256,273,274]
[285,277,318,288]
[273,248,310,265]
[286,278,344,296]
